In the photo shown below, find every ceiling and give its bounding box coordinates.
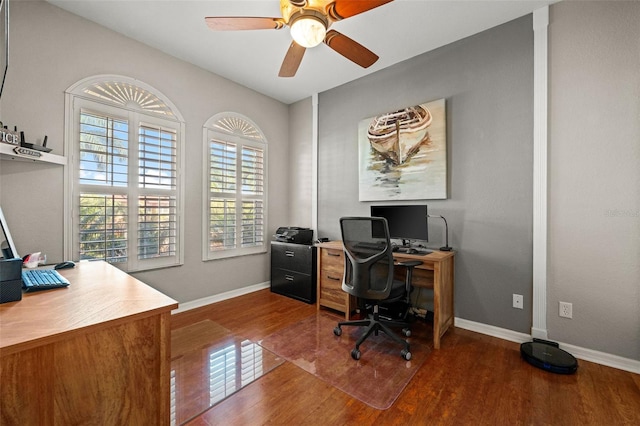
[47,0,555,104]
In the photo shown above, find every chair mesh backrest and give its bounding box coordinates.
[340,217,394,301]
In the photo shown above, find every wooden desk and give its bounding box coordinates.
[316,241,455,349]
[0,261,178,425]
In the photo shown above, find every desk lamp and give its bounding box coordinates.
[428,214,452,251]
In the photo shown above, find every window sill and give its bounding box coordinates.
[204,247,267,262]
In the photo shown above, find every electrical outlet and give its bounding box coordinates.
[559,301,573,319]
[513,294,523,309]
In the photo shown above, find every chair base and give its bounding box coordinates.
[334,309,412,361]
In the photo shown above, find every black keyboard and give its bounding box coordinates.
[22,269,70,292]
[393,246,433,255]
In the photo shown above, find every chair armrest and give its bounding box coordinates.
[396,260,423,268]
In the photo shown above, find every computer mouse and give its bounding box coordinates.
[407,248,418,254]
[54,261,75,270]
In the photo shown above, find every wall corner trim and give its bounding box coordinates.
[312,93,319,233]
[532,5,549,339]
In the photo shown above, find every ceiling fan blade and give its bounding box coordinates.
[324,30,378,69]
[279,42,307,77]
[205,17,285,31]
[327,0,394,21]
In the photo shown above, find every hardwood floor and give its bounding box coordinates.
[172,289,640,425]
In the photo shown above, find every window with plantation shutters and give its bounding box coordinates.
[66,76,184,272]
[203,114,267,260]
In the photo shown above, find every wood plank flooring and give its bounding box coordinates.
[172,289,640,425]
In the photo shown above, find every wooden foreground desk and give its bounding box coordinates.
[0,261,178,426]
[316,241,455,349]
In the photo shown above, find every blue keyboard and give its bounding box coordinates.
[22,269,70,292]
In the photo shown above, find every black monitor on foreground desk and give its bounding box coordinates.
[0,206,19,260]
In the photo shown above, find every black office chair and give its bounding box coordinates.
[333,216,422,361]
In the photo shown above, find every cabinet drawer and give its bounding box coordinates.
[271,268,315,304]
[271,242,315,273]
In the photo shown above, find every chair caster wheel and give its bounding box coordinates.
[401,349,412,360]
[402,328,411,337]
[351,349,361,360]
[333,326,342,336]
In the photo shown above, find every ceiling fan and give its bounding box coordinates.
[205,0,394,77]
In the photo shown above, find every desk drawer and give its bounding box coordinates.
[321,248,344,270]
[319,271,344,305]
[394,267,434,288]
[317,246,354,315]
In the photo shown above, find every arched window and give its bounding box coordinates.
[65,75,185,272]
[202,113,267,260]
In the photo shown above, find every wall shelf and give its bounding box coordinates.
[0,143,66,166]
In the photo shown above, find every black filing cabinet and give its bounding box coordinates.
[270,241,317,304]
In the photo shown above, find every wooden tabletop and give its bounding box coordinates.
[0,260,178,356]
[315,240,455,261]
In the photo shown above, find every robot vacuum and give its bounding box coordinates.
[520,338,578,374]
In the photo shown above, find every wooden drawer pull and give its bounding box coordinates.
[327,252,341,257]
[327,275,341,281]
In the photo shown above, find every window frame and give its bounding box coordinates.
[64,75,185,272]
[202,113,268,261]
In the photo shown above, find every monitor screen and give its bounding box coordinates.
[0,206,19,259]
[370,204,428,242]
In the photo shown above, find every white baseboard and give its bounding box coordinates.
[455,317,532,344]
[454,317,640,374]
[172,281,270,314]
[557,342,640,374]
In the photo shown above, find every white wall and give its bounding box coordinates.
[0,0,290,303]
[547,1,639,360]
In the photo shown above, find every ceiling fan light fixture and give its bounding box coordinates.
[289,12,327,48]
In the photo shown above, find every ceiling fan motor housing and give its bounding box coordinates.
[289,9,329,27]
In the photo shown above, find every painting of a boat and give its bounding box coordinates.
[358,98,447,201]
[367,105,432,165]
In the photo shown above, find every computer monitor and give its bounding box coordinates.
[0,206,19,259]
[370,204,428,243]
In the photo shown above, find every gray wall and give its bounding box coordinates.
[316,1,640,361]
[318,16,535,334]
[547,2,639,360]
[0,0,290,303]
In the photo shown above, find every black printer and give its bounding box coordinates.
[273,227,313,245]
